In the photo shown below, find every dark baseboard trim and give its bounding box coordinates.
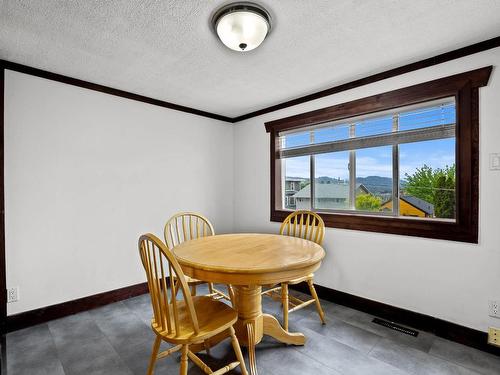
[5,279,500,357]
[0,60,233,123]
[5,282,148,333]
[233,35,500,121]
[290,283,500,357]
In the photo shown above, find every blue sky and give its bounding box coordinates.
[283,102,455,180]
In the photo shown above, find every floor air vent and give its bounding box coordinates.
[372,318,419,337]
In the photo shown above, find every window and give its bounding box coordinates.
[278,99,456,220]
[266,67,492,243]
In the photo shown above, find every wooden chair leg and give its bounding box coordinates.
[281,283,289,331]
[190,284,197,296]
[229,326,248,375]
[208,282,214,294]
[180,345,189,375]
[307,279,325,324]
[227,285,235,307]
[203,340,211,356]
[147,336,161,375]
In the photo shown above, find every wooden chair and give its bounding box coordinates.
[138,233,248,375]
[263,210,326,331]
[164,212,233,303]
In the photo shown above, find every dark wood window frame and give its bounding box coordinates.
[265,67,493,243]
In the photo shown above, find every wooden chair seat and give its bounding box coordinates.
[152,296,237,343]
[261,274,313,292]
[182,275,205,285]
[286,273,314,285]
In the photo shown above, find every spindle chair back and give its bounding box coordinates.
[164,212,233,303]
[279,210,325,245]
[164,212,214,249]
[139,233,199,337]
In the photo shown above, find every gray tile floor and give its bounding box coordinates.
[3,286,500,375]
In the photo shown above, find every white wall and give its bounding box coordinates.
[5,70,234,315]
[233,48,500,332]
[5,48,500,331]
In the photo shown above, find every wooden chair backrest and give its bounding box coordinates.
[138,233,199,336]
[279,210,325,245]
[164,212,215,249]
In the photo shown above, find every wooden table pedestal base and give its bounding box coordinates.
[192,285,305,375]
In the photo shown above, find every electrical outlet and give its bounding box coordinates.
[7,287,19,303]
[489,300,500,318]
[488,327,500,347]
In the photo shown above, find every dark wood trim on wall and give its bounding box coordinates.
[0,67,5,333]
[0,36,498,334]
[5,282,149,333]
[0,60,233,123]
[0,36,499,126]
[291,283,500,357]
[265,67,492,243]
[235,36,500,122]
[264,67,491,133]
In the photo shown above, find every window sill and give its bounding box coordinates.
[270,209,477,243]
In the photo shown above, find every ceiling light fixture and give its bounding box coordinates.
[212,2,272,52]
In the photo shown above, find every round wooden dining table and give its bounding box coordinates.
[172,233,325,375]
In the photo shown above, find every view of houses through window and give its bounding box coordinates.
[280,98,456,220]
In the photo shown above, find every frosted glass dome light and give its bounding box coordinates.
[212,2,272,52]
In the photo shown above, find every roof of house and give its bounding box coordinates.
[401,195,435,215]
[382,195,435,215]
[285,177,306,182]
[293,183,369,199]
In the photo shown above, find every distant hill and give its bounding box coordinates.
[286,175,406,196]
[315,176,344,184]
[356,176,392,194]
[313,175,395,195]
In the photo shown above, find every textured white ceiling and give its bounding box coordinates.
[1,0,500,118]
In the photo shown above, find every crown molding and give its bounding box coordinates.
[0,59,234,123]
[234,35,500,122]
[1,36,499,125]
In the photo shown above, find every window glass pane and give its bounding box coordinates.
[280,131,310,149]
[314,152,350,210]
[399,138,456,220]
[356,115,393,137]
[399,102,455,131]
[313,123,350,143]
[282,156,310,210]
[355,146,393,212]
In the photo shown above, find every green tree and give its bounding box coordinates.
[434,174,455,218]
[404,164,455,218]
[356,194,381,211]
